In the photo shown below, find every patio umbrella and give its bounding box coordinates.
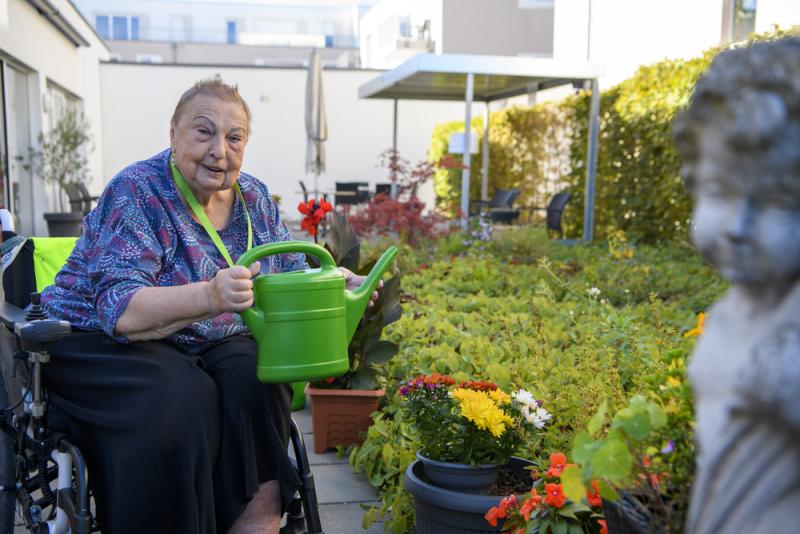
[305,49,328,197]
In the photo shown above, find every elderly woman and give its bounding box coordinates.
[40,78,373,534]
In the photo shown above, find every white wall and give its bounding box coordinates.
[755,0,800,33]
[359,0,442,69]
[0,0,109,235]
[99,63,466,219]
[554,0,723,88]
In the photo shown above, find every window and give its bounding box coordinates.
[96,15,140,41]
[112,16,128,39]
[518,0,554,8]
[96,15,110,39]
[227,21,236,44]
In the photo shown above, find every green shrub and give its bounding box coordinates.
[352,228,725,532]
[429,26,800,242]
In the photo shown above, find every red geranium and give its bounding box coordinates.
[587,480,603,507]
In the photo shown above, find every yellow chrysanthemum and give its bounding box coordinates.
[489,389,511,405]
[452,388,513,437]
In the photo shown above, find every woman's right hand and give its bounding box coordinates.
[206,263,261,315]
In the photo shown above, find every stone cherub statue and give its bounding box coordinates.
[673,38,800,534]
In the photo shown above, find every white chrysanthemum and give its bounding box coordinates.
[512,388,536,407]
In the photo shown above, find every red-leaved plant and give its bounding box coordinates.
[347,149,451,244]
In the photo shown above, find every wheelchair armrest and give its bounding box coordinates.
[0,300,26,329]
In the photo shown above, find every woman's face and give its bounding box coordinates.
[170,94,249,197]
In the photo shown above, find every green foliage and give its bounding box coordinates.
[428,26,800,242]
[351,227,723,531]
[18,108,93,212]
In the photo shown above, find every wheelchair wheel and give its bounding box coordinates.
[0,375,16,534]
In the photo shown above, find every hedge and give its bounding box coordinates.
[429,26,800,242]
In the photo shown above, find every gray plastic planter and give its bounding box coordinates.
[404,456,534,533]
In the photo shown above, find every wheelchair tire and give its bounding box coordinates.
[0,375,16,534]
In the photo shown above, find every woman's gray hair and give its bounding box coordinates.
[673,38,800,193]
[171,76,252,134]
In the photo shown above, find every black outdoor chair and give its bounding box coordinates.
[529,191,572,239]
[471,188,521,224]
[374,183,392,197]
[63,184,98,216]
[334,182,369,207]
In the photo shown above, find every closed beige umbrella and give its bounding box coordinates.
[305,49,328,197]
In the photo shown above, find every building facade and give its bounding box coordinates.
[0,0,108,236]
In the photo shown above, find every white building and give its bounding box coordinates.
[359,0,555,69]
[71,0,379,68]
[553,0,800,89]
[0,0,109,236]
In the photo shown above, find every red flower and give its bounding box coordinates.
[546,452,570,478]
[543,483,566,508]
[519,489,542,520]
[458,380,498,391]
[587,480,602,507]
[598,519,608,534]
[484,506,500,527]
[324,377,335,384]
[298,198,332,238]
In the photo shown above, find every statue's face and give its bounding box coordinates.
[690,120,800,290]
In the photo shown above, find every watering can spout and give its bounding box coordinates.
[345,246,398,341]
[240,307,265,344]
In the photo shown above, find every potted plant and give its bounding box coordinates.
[399,373,551,532]
[19,109,93,237]
[303,210,403,453]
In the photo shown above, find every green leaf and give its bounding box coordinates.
[571,430,594,465]
[588,400,607,436]
[361,506,378,529]
[552,518,568,534]
[595,479,619,501]
[561,465,586,504]
[648,402,668,429]
[617,411,651,440]
[590,439,633,482]
[485,362,511,389]
[364,341,399,366]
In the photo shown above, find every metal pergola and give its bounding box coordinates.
[358,53,603,240]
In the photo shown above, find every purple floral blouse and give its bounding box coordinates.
[41,149,306,346]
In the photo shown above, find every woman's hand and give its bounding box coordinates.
[206,263,261,314]
[339,267,383,307]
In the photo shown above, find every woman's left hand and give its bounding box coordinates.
[339,267,382,307]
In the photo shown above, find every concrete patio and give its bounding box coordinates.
[290,403,385,534]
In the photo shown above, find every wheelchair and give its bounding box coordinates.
[0,233,324,534]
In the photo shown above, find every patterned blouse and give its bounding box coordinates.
[41,149,306,346]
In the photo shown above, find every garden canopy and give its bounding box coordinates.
[358,53,603,239]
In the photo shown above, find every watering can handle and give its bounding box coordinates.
[235,241,337,270]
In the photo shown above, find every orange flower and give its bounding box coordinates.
[543,483,567,508]
[519,489,542,520]
[586,480,602,507]
[598,519,608,534]
[484,506,500,527]
[546,452,575,478]
[683,312,706,338]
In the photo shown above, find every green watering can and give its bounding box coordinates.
[236,241,398,384]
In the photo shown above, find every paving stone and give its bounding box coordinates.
[318,502,384,534]
[310,463,379,505]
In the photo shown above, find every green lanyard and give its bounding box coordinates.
[170,156,252,267]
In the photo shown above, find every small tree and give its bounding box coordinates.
[23,109,93,212]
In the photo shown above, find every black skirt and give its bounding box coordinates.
[42,331,300,534]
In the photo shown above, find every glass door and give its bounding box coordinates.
[4,62,33,235]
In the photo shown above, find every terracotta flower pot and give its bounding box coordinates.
[306,386,384,454]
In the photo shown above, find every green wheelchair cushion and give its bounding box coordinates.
[30,237,78,291]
